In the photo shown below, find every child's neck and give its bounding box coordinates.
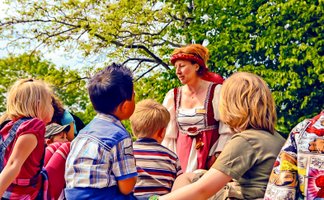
[108,112,120,120]
[139,136,161,144]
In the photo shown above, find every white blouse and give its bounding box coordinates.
[162,84,233,172]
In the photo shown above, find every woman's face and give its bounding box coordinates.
[174,60,199,84]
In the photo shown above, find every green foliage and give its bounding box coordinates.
[1,0,323,135]
[254,0,324,133]
[134,68,180,103]
[1,0,175,70]
[173,0,324,134]
[0,53,94,124]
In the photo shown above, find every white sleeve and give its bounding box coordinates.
[161,89,178,153]
[209,84,234,155]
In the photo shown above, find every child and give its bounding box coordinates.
[45,123,70,145]
[43,122,71,199]
[157,72,285,200]
[45,123,70,144]
[51,94,76,141]
[129,99,182,200]
[0,78,54,199]
[264,111,324,199]
[65,63,137,200]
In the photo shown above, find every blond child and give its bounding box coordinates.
[157,72,285,200]
[65,63,137,200]
[0,79,54,199]
[130,99,182,200]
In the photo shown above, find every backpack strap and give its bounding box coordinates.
[0,118,31,171]
[0,120,10,130]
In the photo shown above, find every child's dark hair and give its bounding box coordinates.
[51,95,65,124]
[88,63,133,114]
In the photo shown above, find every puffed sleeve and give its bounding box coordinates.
[161,89,178,153]
[209,84,234,155]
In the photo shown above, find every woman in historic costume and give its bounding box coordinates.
[162,44,233,172]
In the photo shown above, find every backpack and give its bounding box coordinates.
[0,118,31,172]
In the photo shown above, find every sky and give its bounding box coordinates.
[0,1,168,73]
[0,0,94,70]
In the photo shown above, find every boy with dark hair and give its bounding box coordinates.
[65,63,137,200]
[130,99,182,200]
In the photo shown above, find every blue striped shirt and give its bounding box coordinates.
[133,138,182,199]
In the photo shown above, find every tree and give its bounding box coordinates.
[0,53,93,124]
[170,0,324,133]
[134,68,180,103]
[0,0,185,76]
[1,0,323,134]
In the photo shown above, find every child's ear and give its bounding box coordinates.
[122,99,135,118]
[121,101,129,111]
[157,128,166,140]
[45,138,52,145]
[114,99,135,120]
[118,101,129,116]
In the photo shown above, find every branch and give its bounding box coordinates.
[119,20,172,37]
[135,63,160,82]
[151,39,182,47]
[76,29,87,41]
[1,19,80,28]
[122,58,156,65]
[63,77,90,87]
[1,17,172,71]
[94,33,170,70]
[41,27,78,38]
[113,41,170,70]
[132,60,145,72]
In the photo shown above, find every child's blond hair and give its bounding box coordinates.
[130,99,170,138]
[219,72,277,134]
[6,78,53,120]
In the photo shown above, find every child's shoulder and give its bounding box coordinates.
[18,118,46,135]
[0,118,45,139]
[134,140,179,160]
[75,117,131,150]
[87,118,129,137]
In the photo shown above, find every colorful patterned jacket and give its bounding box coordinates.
[264,111,324,200]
